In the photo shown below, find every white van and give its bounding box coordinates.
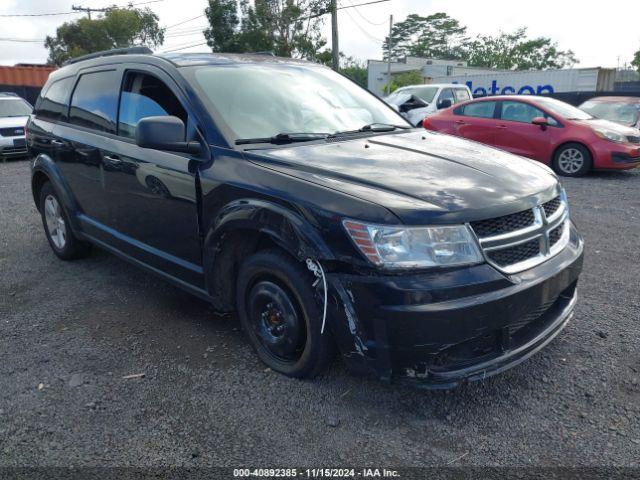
[384,84,473,127]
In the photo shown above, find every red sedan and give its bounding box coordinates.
[422,95,640,176]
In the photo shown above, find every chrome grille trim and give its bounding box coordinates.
[470,192,570,274]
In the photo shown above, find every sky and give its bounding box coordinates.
[0,0,638,69]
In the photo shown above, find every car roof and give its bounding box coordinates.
[47,50,318,84]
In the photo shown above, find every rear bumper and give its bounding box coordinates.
[327,222,584,389]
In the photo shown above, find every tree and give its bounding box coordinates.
[633,48,640,74]
[382,13,467,61]
[465,28,577,70]
[203,0,327,60]
[385,70,423,93]
[45,7,164,66]
[316,50,367,87]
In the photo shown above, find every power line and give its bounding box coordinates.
[342,0,388,26]
[0,38,45,43]
[298,0,391,22]
[165,14,206,30]
[0,11,81,17]
[342,7,384,42]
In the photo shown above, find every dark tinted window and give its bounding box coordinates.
[500,101,546,124]
[462,101,497,119]
[118,72,187,140]
[69,71,120,133]
[438,88,455,106]
[36,77,74,122]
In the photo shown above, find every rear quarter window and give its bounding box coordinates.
[35,76,75,122]
[69,70,120,133]
[454,88,471,102]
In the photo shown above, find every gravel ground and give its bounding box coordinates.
[0,159,639,468]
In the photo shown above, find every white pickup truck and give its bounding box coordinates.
[384,83,473,127]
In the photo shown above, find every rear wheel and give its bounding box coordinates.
[553,143,592,177]
[39,182,91,260]
[236,250,334,378]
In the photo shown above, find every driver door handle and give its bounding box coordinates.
[50,139,65,146]
[103,154,122,164]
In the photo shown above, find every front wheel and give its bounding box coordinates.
[553,143,592,177]
[39,182,91,260]
[236,250,334,378]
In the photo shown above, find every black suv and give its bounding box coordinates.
[28,48,584,388]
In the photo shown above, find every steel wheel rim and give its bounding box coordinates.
[248,280,306,363]
[558,148,584,174]
[44,195,67,249]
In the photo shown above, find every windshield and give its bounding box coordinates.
[580,100,640,127]
[389,86,439,104]
[534,97,592,120]
[0,98,32,117]
[189,64,409,142]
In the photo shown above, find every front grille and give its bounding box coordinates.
[471,194,569,274]
[549,224,563,247]
[470,209,535,238]
[1,146,28,155]
[542,196,561,218]
[486,238,540,267]
[627,135,640,144]
[0,127,24,137]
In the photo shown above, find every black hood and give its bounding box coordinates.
[245,131,560,225]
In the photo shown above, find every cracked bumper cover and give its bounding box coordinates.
[326,221,584,389]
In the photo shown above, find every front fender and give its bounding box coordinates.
[202,198,335,311]
[204,198,334,262]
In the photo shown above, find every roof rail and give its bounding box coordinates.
[63,46,153,66]
[0,92,20,97]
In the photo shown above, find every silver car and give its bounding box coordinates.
[0,93,32,161]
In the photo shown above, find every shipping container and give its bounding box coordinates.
[427,67,616,97]
[0,65,56,88]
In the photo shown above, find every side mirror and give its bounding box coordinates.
[136,116,201,155]
[437,98,453,110]
[532,116,549,128]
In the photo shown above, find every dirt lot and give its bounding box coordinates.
[0,159,639,468]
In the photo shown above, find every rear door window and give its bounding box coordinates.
[461,101,497,118]
[36,77,75,122]
[69,70,120,133]
[118,72,187,140]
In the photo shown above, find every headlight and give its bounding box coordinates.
[343,220,483,269]
[593,127,627,143]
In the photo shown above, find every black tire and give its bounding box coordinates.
[39,182,91,260]
[552,143,592,177]
[236,249,334,378]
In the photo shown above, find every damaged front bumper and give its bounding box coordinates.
[326,222,584,389]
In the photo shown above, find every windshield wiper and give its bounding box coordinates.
[235,132,329,145]
[330,123,411,137]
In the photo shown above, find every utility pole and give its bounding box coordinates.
[71,5,109,20]
[331,0,339,71]
[386,14,393,94]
